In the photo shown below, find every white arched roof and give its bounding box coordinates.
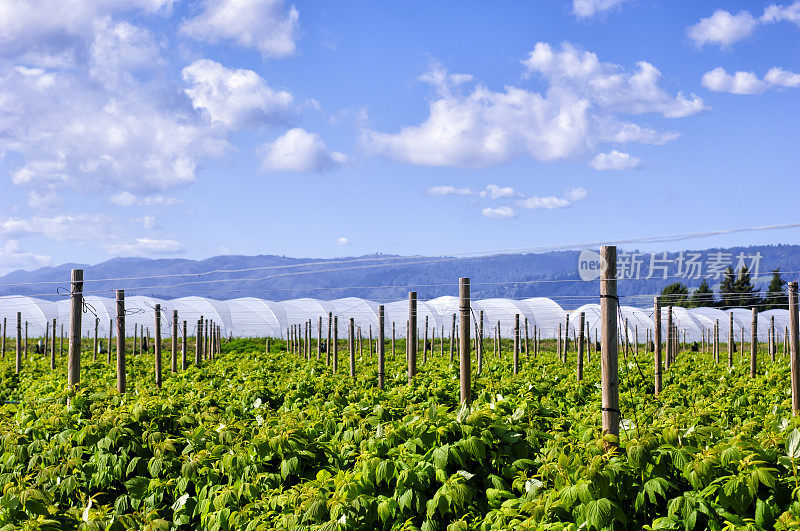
[688,307,732,339]
[383,299,441,338]
[518,298,567,339]
[475,298,535,338]
[328,298,380,336]
[226,298,286,338]
[121,296,172,338]
[281,298,336,332]
[170,297,231,336]
[0,296,59,337]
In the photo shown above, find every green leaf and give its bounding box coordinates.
[124,477,150,500]
[398,488,414,510]
[376,460,395,486]
[584,498,613,530]
[787,429,800,459]
[433,445,449,469]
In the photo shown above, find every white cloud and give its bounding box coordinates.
[590,150,642,170]
[336,237,350,245]
[0,0,175,61]
[181,0,299,58]
[765,67,800,87]
[564,187,588,201]
[260,128,346,172]
[182,59,293,129]
[0,215,111,241]
[701,66,800,94]
[105,237,184,255]
[481,206,516,219]
[427,186,474,196]
[482,184,516,199]
[109,192,181,207]
[572,0,629,18]
[0,240,50,274]
[762,1,800,24]
[0,51,229,198]
[687,10,757,48]
[89,20,164,87]
[365,42,701,169]
[132,216,159,229]
[701,67,769,95]
[516,196,571,210]
[516,187,588,210]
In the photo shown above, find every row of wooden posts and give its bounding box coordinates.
[10,247,800,441]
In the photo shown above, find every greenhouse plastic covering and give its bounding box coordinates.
[0,295,790,341]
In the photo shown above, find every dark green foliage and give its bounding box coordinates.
[765,268,788,310]
[689,278,715,307]
[660,283,689,307]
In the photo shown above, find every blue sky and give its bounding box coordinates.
[0,0,798,273]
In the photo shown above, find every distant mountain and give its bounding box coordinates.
[0,244,797,310]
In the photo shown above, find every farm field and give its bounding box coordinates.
[1,338,799,530]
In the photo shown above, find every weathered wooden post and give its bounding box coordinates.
[195,319,203,367]
[449,313,456,362]
[440,325,444,357]
[478,310,484,373]
[181,321,187,371]
[789,281,800,415]
[408,292,417,383]
[513,313,520,375]
[423,316,429,364]
[327,312,332,365]
[24,321,27,358]
[665,306,673,370]
[497,321,502,359]
[333,316,339,374]
[349,318,356,379]
[577,312,586,381]
[535,325,539,357]
[459,278,471,405]
[750,307,757,378]
[378,306,385,390]
[1,317,4,359]
[15,312,21,374]
[68,269,83,389]
[133,323,138,357]
[93,317,98,362]
[392,322,396,359]
[170,310,177,373]
[600,246,619,444]
[116,290,126,393]
[154,304,162,388]
[771,315,777,362]
[714,320,720,364]
[60,323,63,359]
[318,316,322,360]
[564,314,570,360]
[51,318,57,370]
[524,317,529,357]
[728,312,734,368]
[557,322,562,361]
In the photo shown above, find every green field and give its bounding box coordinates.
[0,338,798,530]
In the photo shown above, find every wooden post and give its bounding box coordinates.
[318,316,322,360]
[665,307,672,370]
[333,316,339,374]
[423,316,429,364]
[169,310,177,373]
[564,314,570,360]
[449,313,456,362]
[459,278,471,405]
[408,292,417,383]
[789,281,800,415]
[133,323,137,357]
[392,322,396,359]
[557,322,562,361]
[535,325,539,357]
[67,269,83,389]
[440,325,444,357]
[327,312,332,366]
[1,317,4,359]
[24,321,27,358]
[600,246,619,443]
[116,290,126,393]
[771,315,777,362]
[654,297,661,396]
[750,307,757,378]
[524,317,529,357]
[578,312,585,381]
[497,321,502,359]
[349,318,355,379]
[60,323,63,359]
[15,312,21,374]
[478,310,484,373]
[378,306,385,390]
[513,313,520,375]
[728,312,734,368]
[195,319,203,367]
[93,317,98,362]
[181,321,187,371]
[154,304,162,389]
[51,318,57,370]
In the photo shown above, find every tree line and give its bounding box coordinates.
[659,267,787,310]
